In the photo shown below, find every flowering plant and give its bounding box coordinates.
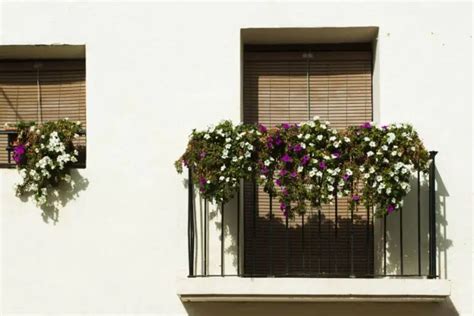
[176,118,430,218]
[13,119,82,206]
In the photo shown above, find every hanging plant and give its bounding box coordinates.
[12,119,83,207]
[176,117,430,218]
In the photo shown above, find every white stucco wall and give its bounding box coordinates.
[0,1,471,315]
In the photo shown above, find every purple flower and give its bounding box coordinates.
[279,169,288,176]
[258,124,267,133]
[282,188,288,196]
[387,205,395,214]
[319,161,327,170]
[293,144,302,152]
[343,174,350,181]
[360,122,372,129]
[13,144,26,164]
[275,179,282,187]
[280,202,287,211]
[352,195,360,202]
[200,151,206,159]
[381,125,388,130]
[199,177,207,186]
[282,123,290,130]
[274,135,283,146]
[281,153,293,163]
[301,155,310,166]
[332,151,341,159]
[290,171,297,178]
[261,166,269,174]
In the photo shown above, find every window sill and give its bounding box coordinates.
[177,277,450,303]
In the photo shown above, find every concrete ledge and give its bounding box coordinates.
[177,277,451,303]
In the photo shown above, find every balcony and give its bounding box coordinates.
[179,151,451,302]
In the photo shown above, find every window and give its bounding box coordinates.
[0,58,86,167]
[242,44,373,276]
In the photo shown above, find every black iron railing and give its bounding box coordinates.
[187,151,438,279]
[0,129,86,169]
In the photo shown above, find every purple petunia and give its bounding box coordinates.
[280,202,287,211]
[290,171,297,178]
[332,150,341,159]
[381,125,388,130]
[275,179,282,187]
[293,144,302,152]
[387,205,395,214]
[361,122,372,129]
[13,144,26,164]
[282,123,290,130]
[258,123,268,133]
[200,151,206,159]
[352,195,360,202]
[199,177,207,186]
[343,174,350,181]
[274,135,283,146]
[301,155,310,166]
[261,166,269,174]
[319,161,327,170]
[279,169,288,176]
[281,153,293,163]
[282,188,288,196]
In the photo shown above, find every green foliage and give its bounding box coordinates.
[176,118,431,218]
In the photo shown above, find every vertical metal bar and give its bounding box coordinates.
[334,193,338,274]
[204,199,207,276]
[302,213,305,272]
[237,186,240,276]
[187,168,195,277]
[350,204,354,277]
[221,203,225,276]
[286,209,289,275]
[383,214,387,276]
[417,170,421,276]
[318,208,321,274]
[253,178,257,276]
[428,151,438,278]
[366,206,370,275]
[400,207,404,275]
[269,194,273,275]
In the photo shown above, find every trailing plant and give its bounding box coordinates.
[175,117,430,218]
[12,119,82,207]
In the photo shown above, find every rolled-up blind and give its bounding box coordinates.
[243,49,373,276]
[0,60,86,166]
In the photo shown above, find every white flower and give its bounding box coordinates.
[329,136,336,141]
[225,137,231,143]
[232,157,238,162]
[359,166,365,172]
[327,184,334,192]
[381,145,388,151]
[369,166,375,174]
[386,188,392,194]
[346,169,353,176]
[264,160,271,166]
[304,134,311,140]
[313,115,320,120]
[225,144,231,149]
[367,151,374,157]
[364,173,370,179]
[376,175,383,182]
[244,151,251,158]
[309,170,316,177]
[391,151,397,156]
[387,132,396,144]
[297,166,304,173]
[225,177,230,183]
[320,124,327,129]
[316,171,323,177]
[297,133,303,139]
[247,144,254,151]
[364,137,370,142]
[316,135,323,141]
[220,165,226,171]
[247,166,252,171]
[369,141,376,147]
[344,137,351,143]
[219,176,225,181]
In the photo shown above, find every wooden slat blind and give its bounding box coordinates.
[243,49,373,276]
[0,60,86,166]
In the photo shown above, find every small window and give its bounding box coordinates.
[0,58,86,167]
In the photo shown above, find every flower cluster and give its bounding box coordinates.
[13,119,82,206]
[176,118,430,218]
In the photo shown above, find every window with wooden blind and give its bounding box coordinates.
[243,45,373,277]
[0,60,86,167]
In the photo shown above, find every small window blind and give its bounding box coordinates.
[243,48,373,276]
[0,60,86,166]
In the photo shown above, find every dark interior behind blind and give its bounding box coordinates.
[243,47,373,276]
[0,60,86,166]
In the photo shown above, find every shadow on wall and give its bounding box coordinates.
[18,169,89,224]
[374,166,452,278]
[183,298,459,316]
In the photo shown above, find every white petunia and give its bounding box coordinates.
[221,165,226,171]
[369,141,376,147]
[317,135,323,141]
[367,151,374,157]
